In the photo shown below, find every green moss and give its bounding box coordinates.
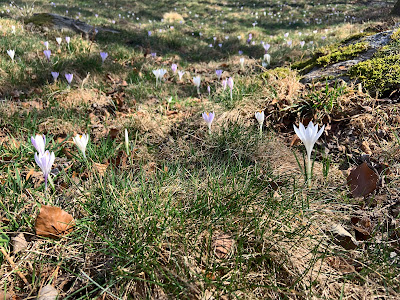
[349,55,400,96]
[341,32,374,44]
[292,42,369,74]
[261,67,295,80]
[391,28,400,40]
[25,13,54,27]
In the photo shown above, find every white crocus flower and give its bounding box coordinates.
[255,111,265,136]
[56,37,62,45]
[263,53,271,66]
[193,76,201,94]
[124,129,129,155]
[239,57,245,70]
[7,50,15,62]
[73,134,89,158]
[293,121,325,187]
[152,69,167,87]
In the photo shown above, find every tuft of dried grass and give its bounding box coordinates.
[163,12,184,24]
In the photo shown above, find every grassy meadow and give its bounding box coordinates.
[0,0,400,299]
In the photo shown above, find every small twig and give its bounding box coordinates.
[0,246,33,291]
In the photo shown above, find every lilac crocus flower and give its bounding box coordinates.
[34,150,55,190]
[151,52,156,58]
[31,134,46,155]
[100,52,108,63]
[207,85,211,96]
[148,31,152,36]
[51,72,59,82]
[171,63,178,74]
[238,50,243,55]
[65,36,70,45]
[222,79,227,91]
[43,50,51,61]
[263,43,270,53]
[65,73,73,85]
[216,69,223,80]
[227,77,234,99]
[43,41,49,50]
[202,112,215,134]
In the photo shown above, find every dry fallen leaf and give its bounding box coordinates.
[35,205,75,239]
[109,127,120,140]
[347,162,378,198]
[12,233,28,255]
[351,216,372,241]
[330,223,358,250]
[37,285,58,300]
[212,233,234,259]
[326,256,355,273]
[93,162,109,177]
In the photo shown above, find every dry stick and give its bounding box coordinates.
[0,246,32,291]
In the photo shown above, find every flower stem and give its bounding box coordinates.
[306,156,312,188]
[259,124,262,137]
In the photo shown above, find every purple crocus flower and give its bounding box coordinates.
[65,73,73,85]
[51,72,59,82]
[148,31,152,36]
[43,41,49,50]
[171,63,178,74]
[238,50,243,55]
[246,33,252,44]
[100,52,108,63]
[202,112,215,134]
[34,150,55,190]
[43,50,51,61]
[216,69,223,80]
[31,134,46,155]
[151,52,156,58]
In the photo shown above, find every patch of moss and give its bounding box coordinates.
[25,13,54,27]
[261,67,295,80]
[349,55,400,96]
[292,42,369,74]
[391,28,400,40]
[341,32,374,44]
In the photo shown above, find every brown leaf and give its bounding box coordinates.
[352,216,372,241]
[347,162,378,198]
[35,205,75,239]
[109,127,119,140]
[12,233,28,255]
[212,233,233,259]
[93,162,109,177]
[108,151,128,169]
[326,256,355,273]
